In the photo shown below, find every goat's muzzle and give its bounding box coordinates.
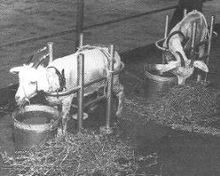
[15,96,30,108]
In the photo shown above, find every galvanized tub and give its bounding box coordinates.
[12,104,60,150]
[143,64,177,99]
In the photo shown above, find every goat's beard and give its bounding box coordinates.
[17,97,30,108]
[17,92,37,108]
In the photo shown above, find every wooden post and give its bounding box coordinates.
[77,53,84,133]
[75,0,84,51]
[47,42,53,63]
[204,15,215,82]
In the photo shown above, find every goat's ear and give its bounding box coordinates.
[10,67,22,74]
[27,63,34,67]
[193,61,209,72]
[61,69,65,77]
[154,61,179,73]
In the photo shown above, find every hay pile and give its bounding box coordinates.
[150,82,220,126]
[124,82,220,128]
[1,131,137,176]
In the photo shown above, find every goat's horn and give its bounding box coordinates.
[33,54,48,68]
[25,54,34,65]
[166,31,186,49]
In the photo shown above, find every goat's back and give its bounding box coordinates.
[170,10,208,47]
[47,47,121,93]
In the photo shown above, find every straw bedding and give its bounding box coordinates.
[125,82,220,127]
[1,131,138,176]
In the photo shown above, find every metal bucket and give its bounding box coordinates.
[12,104,60,150]
[143,65,177,99]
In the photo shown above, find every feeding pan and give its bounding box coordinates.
[143,64,177,99]
[12,104,61,150]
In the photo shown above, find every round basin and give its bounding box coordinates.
[12,104,60,150]
[143,64,177,99]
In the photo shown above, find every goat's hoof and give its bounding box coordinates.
[57,128,64,137]
[116,110,123,118]
[100,126,113,134]
[200,80,211,87]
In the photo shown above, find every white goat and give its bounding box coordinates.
[10,46,124,134]
[154,10,209,85]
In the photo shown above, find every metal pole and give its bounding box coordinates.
[190,22,197,81]
[164,15,169,39]
[47,42,53,63]
[183,9,187,17]
[204,15,215,82]
[75,0,84,51]
[162,15,169,64]
[79,33,84,48]
[105,45,114,131]
[190,22,197,61]
[77,53,84,133]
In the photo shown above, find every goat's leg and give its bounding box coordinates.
[197,45,206,82]
[177,76,186,85]
[112,76,124,118]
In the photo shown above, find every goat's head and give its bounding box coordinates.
[158,10,209,85]
[154,51,209,85]
[175,51,209,85]
[10,62,49,105]
[175,61,209,85]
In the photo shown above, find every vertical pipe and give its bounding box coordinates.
[77,53,84,133]
[47,42,53,63]
[164,15,169,39]
[183,9,187,17]
[162,15,169,64]
[204,15,215,82]
[106,45,114,130]
[75,0,84,51]
[190,22,197,61]
[79,33,84,48]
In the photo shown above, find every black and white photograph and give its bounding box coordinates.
[0,0,220,175]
